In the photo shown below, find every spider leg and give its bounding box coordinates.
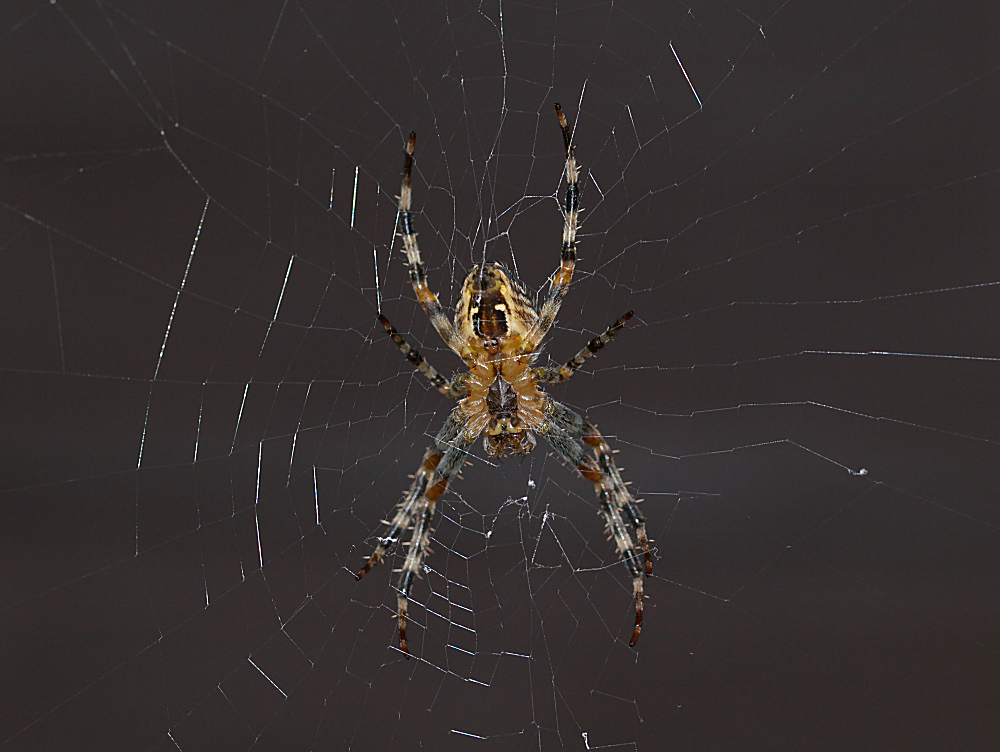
[377,314,468,398]
[356,446,435,580]
[581,422,651,578]
[356,407,473,657]
[539,399,651,646]
[398,133,466,358]
[394,432,471,657]
[534,310,633,384]
[526,104,581,351]
[396,493,436,656]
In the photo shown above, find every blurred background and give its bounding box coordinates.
[2,0,999,749]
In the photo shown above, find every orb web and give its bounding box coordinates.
[2,1,999,749]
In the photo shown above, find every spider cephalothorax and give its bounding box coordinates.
[356,105,651,657]
[482,372,536,457]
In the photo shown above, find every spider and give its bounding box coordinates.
[356,105,651,657]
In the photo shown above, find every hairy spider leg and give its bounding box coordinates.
[582,424,652,577]
[534,310,634,384]
[395,494,436,656]
[394,435,470,657]
[356,448,435,580]
[398,133,468,359]
[356,408,473,657]
[376,314,468,398]
[540,399,650,646]
[525,104,581,352]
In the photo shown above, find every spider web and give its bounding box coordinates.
[3,0,1000,749]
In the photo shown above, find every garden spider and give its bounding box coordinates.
[356,105,651,656]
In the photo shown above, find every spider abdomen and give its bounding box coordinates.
[454,264,537,351]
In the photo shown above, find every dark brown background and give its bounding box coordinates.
[2,1,999,750]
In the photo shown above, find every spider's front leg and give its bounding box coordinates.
[539,399,651,646]
[581,423,652,577]
[356,407,473,656]
[356,446,438,580]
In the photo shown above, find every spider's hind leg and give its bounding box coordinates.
[525,104,582,351]
[397,133,465,357]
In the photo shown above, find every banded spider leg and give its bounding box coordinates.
[356,408,473,657]
[539,399,651,645]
